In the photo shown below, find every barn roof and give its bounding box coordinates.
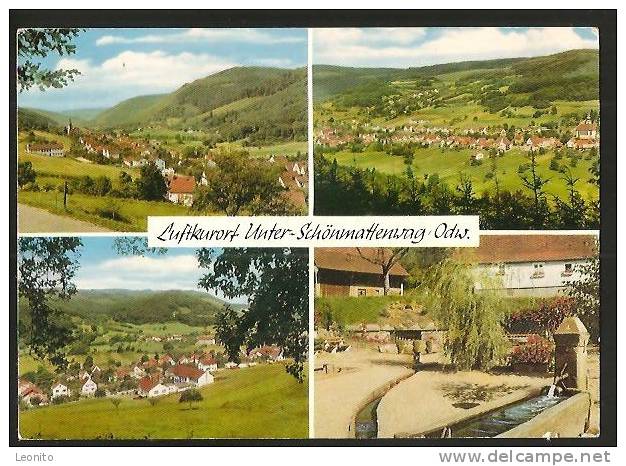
[315,248,409,276]
[457,235,597,264]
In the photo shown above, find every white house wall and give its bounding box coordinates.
[476,259,588,296]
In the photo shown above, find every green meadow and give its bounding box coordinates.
[19,363,308,439]
[19,190,188,232]
[325,147,598,202]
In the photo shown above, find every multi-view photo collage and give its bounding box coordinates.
[14,24,607,442]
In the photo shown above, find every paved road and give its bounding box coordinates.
[18,204,111,233]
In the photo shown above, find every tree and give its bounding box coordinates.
[18,237,82,368]
[553,170,588,229]
[197,248,308,381]
[18,161,36,187]
[135,162,167,201]
[519,151,550,228]
[567,238,600,340]
[83,355,94,372]
[355,247,409,296]
[110,398,122,411]
[420,259,509,370]
[18,28,83,92]
[192,149,288,215]
[179,389,203,409]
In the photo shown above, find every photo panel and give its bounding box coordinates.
[17,27,309,234]
[17,237,309,440]
[313,235,600,439]
[312,27,600,230]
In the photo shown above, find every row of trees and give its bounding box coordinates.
[314,153,599,230]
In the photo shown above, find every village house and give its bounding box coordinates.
[197,355,218,372]
[81,378,98,397]
[51,382,70,399]
[167,365,214,387]
[314,248,409,297]
[166,174,196,206]
[459,234,597,297]
[249,345,284,362]
[26,142,64,157]
[19,380,48,406]
[131,364,146,379]
[196,335,216,346]
[137,377,176,398]
[575,118,598,140]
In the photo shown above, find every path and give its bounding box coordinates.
[314,345,413,438]
[18,204,111,233]
[377,365,550,438]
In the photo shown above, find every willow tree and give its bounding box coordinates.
[420,259,508,370]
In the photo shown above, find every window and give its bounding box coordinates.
[531,263,545,278]
[357,288,367,296]
[562,263,573,276]
[496,263,506,275]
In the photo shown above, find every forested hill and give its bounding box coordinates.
[90,66,307,143]
[314,49,599,108]
[19,289,245,327]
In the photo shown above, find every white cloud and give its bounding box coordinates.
[76,254,202,291]
[55,50,237,93]
[252,57,295,67]
[75,253,248,304]
[96,28,305,46]
[314,27,598,68]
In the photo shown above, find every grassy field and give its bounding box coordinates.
[19,363,308,439]
[19,190,188,232]
[316,295,413,326]
[325,147,598,201]
[19,153,140,187]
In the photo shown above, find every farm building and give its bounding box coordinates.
[197,355,218,372]
[458,234,597,297]
[26,142,64,157]
[314,248,409,297]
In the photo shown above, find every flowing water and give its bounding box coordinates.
[354,392,566,439]
[430,394,565,438]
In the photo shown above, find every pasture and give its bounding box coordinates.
[325,146,598,202]
[19,363,308,439]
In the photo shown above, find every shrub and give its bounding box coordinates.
[510,334,553,365]
[52,395,69,405]
[506,297,575,336]
[94,388,106,398]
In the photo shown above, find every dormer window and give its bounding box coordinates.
[531,263,545,278]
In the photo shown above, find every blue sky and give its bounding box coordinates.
[18,28,307,111]
[74,237,247,304]
[313,27,599,67]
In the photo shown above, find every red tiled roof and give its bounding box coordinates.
[458,235,597,264]
[168,175,195,194]
[169,364,204,380]
[315,248,409,276]
[576,122,597,131]
[138,376,160,392]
